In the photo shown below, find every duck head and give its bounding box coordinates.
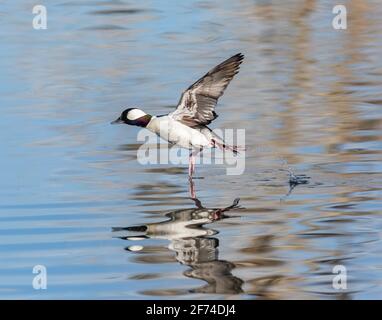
[111,108,152,127]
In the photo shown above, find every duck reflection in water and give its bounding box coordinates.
[114,198,243,294]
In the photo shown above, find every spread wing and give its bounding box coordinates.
[169,53,244,127]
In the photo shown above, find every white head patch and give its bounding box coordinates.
[127,109,147,121]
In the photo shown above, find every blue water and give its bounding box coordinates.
[1,0,382,299]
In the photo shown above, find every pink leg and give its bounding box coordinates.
[188,177,196,199]
[188,150,199,178]
[188,155,193,177]
[190,154,195,175]
[212,139,246,155]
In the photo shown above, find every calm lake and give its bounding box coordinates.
[1,0,381,299]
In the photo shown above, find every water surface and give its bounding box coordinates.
[1,0,382,299]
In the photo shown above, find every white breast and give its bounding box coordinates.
[147,116,211,149]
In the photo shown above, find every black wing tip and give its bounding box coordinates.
[213,53,244,73]
[232,52,244,62]
[221,53,244,69]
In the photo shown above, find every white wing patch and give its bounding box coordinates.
[127,109,147,120]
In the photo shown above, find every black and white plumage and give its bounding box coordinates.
[112,53,245,179]
[170,53,244,127]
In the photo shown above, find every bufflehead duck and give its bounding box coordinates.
[112,53,244,178]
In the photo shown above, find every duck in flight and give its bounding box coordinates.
[112,53,245,178]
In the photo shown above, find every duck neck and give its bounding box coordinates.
[135,114,152,127]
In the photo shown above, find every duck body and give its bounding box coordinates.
[146,115,212,150]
